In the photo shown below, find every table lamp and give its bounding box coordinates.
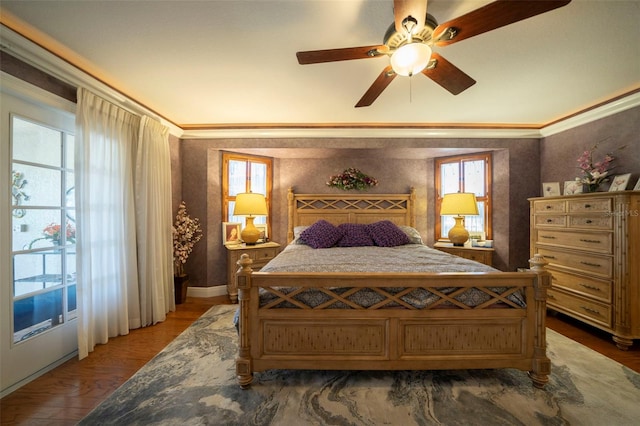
[233,192,268,245]
[440,192,479,246]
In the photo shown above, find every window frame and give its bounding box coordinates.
[221,152,273,234]
[435,152,492,241]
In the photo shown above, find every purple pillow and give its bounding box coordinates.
[367,220,410,247]
[300,220,344,249]
[337,223,374,247]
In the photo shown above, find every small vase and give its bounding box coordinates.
[584,183,600,193]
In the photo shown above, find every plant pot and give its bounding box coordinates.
[174,274,189,305]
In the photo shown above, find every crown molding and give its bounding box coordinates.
[1,23,184,137]
[539,91,640,137]
[2,22,637,141]
[179,127,543,140]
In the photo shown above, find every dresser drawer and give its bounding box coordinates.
[536,248,612,278]
[547,289,612,328]
[568,214,613,230]
[549,269,611,303]
[535,229,612,253]
[533,199,565,214]
[568,198,612,213]
[534,215,567,227]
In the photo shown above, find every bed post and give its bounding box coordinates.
[287,187,295,243]
[409,187,416,228]
[527,253,552,388]
[236,253,254,388]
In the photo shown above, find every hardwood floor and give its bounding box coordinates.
[1,299,638,425]
[0,296,227,426]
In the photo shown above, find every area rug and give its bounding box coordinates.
[80,304,640,425]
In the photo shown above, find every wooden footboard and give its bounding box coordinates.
[236,254,551,389]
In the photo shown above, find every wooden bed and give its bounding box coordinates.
[235,188,551,388]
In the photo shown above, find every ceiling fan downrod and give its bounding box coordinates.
[401,16,419,43]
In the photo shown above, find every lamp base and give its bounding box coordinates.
[240,216,261,245]
[448,216,470,247]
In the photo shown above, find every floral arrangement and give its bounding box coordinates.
[28,222,75,249]
[172,201,202,276]
[575,144,615,192]
[326,168,378,191]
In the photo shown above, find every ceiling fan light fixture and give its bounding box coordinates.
[390,43,432,77]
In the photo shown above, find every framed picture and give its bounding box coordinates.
[563,180,583,195]
[542,182,560,197]
[634,178,640,191]
[255,224,267,242]
[222,222,241,245]
[609,174,631,192]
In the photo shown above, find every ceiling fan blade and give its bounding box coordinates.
[422,53,476,95]
[394,0,428,33]
[296,45,387,64]
[355,66,397,108]
[433,0,571,46]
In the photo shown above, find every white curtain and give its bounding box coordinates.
[134,117,174,325]
[75,88,174,359]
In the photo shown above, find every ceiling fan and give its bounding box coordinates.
[296,0,571,107]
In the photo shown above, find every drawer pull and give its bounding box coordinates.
[546,219,554,223]
[541,235,556,239]
[580,261,601,268]
[584,204,591,209]
[547,293,555,299]
[585,220,593,224]
[580,238,601,243]
[546,205,552,209]
[579,283,601,291]
[581,306,601,315]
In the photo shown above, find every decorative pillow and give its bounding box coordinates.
[367,220,411,247]
[399,226,424,245]
[300,220,344,249]
[337,223,374,247]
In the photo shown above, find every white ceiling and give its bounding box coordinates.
[1,0,639,136]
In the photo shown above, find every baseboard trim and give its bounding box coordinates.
[186,285,227,298]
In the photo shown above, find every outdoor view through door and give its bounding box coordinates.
[10,116,76,343]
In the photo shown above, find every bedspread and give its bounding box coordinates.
[261,243,496,274]
[254,243,526,309]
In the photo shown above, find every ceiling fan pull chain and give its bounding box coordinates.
[409,76,413,104]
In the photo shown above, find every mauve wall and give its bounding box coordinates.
[175,137,544,289]
[540,106,640,188]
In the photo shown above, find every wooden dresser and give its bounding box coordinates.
[529,191,639,350]
[225,241,280,303]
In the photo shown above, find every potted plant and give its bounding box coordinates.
[172,201,202,304]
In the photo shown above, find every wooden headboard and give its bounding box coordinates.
[286,187,416,243]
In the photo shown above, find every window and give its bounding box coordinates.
[435,153,492,241]
[222,152,272,232]
[10,115,76,343]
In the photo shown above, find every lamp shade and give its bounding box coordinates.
[390,43,432,77]
[233,192,267,216]
[440,192,479,216]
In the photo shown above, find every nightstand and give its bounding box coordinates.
[433,242,494,267]
[225,241,281,303]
